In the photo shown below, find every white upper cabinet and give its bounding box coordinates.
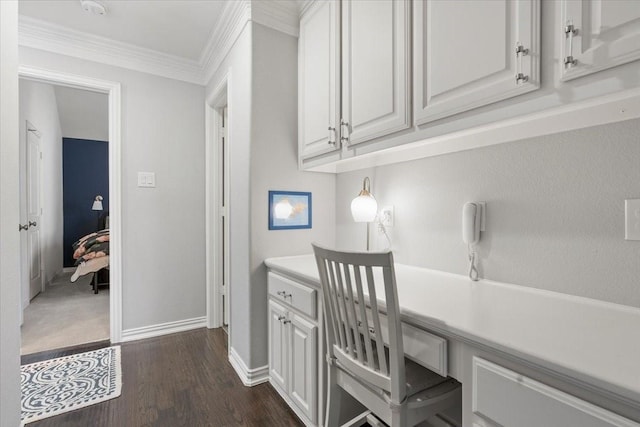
[560,0,640,81]
[298,0,341,160]
[341,0,411,146]
[414,0,540,125]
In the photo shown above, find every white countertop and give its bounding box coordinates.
[264,254,640,403]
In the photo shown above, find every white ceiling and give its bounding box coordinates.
[18,0,227,61]
[54,85,109,141]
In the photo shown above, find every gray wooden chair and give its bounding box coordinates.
[313,244,461,427]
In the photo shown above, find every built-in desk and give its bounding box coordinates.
[265,254,640,427]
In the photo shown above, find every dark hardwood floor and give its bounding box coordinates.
[25,328,303,427]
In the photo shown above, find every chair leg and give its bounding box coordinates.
[325,365,343,427]
[390,406,407,427]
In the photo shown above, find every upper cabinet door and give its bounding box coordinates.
[560,0,640,81]
[299,0,341,160]
[341,0,411,146]
[414,0,540,126]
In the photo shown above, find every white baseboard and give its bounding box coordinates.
[228,346,269,387]
[120,316,206,342]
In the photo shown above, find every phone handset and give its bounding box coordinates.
[462,202,481,245]
[462,202,485,281]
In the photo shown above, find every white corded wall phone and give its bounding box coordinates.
[462,202,485,281]
[462,202,482,245]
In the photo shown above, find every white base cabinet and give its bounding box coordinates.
[266,257,640,427]
[471,357,640,427]
[268,274,320,426]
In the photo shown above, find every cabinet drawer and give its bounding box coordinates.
[359,308,448,377]
[268,272,317,319]
[472,357,640,427]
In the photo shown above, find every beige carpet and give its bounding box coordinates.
[21,272,109,355]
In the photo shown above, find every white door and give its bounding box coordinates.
[268,300,288,393]
[341,0,411,146]
[26,124,43,301]
[414,0,540,125]
[288,313,317,424]
[298,0,341,160]
[560,0,640,81]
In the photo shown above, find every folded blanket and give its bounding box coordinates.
[70,256,110,282]
[73,229,110,266]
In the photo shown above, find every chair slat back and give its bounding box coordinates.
[313,244,406,402]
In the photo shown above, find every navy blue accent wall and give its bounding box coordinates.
[63,138,109,268]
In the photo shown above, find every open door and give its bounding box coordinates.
[24,122,43,302]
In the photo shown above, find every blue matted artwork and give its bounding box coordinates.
[269,191,312,230]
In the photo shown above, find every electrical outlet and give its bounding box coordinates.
[380,206,394,227]
[625,199,640,240]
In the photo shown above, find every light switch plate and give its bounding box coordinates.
[137,172,156,188]
[625,199,640,240]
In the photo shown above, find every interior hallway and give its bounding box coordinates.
[21,271,109,355]
[23,328,302,427]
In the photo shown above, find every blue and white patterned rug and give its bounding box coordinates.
[21,346,122,426]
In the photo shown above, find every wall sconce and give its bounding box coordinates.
[351,177,377,250]
[92,195,103,211]
[92,195,103,230]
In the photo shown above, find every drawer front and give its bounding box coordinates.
[472,357,640,427]
[379,315,448,377]
[268,272,317,319]
[359,308,448,377]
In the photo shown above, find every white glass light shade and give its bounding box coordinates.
[351,194,377,222]
[92,195,103,211]
[274,199,294,219]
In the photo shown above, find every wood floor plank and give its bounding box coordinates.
[25,328,303,427]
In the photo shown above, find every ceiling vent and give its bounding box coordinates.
[80,0,107,16]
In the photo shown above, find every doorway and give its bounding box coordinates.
[18,65,123,346]
[19,81,111,354]
[220,106,229,331]
[206,75,230,341]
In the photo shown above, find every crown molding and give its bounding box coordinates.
[18,1,302,87]
[250,0,300,38]
[298,0,315,17]
[19,16,205,85]
[200,0,251,84]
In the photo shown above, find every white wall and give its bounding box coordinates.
[205,22,336,370]
[0,1,22,425]
[336,118,640,309]
[206,22,254,367]
[54,85,109,141]
[20,46,207,331]
[249,23,335,368]
[19,80,64,301]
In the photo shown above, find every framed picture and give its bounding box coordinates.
[268,191,312,230]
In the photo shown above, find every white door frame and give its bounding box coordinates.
[18,65,123,343]
[205,71,231,333]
